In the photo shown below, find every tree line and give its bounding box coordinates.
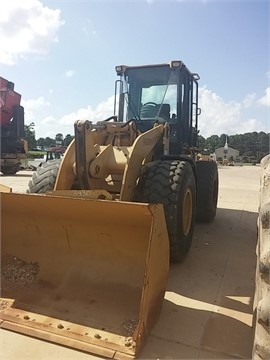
[25,123,269,160]
[198,132,269,161]
[25,122,74,150]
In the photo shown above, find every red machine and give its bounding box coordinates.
[46,146,67,161]
[0,77,27,175]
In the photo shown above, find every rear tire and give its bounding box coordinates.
[1,163,20,175]
[135,160,196,263]
[28,160,61,193]
[196,161,219,222]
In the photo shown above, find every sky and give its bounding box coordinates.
[0,0,269,139]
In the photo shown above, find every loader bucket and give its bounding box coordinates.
[0,184,12,192]
[0,192,169,359]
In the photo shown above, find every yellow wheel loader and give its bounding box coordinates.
[1,61,218,358]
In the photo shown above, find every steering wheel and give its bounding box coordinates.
[142,102,158,107]
[140,101,158,118]
[140,102,159,118]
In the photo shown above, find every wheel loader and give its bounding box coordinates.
[1,61,218,359]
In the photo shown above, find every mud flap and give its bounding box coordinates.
[0,192,169,359]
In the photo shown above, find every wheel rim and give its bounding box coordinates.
[183,187,193,236]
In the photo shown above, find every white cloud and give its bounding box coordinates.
[21,96,50,122]
[257,88,270,107]
[41,115,56,125]
[35,96,114,138]
[242,93,256,108]
[31,88,267,139]
[82,18,97,37]
[0,0,64,65]
[59,96,114,126]
[64,70,76,78]
[198,87,266,137]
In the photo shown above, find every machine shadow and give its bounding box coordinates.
[0,173,33,178]
[141,207,257,359]
[141,301,253,359]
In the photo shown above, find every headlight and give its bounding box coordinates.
[193,73,200,80]
[170,61,182,68]
[115,65,126,75]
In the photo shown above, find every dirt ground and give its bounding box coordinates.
[0,164,260,359]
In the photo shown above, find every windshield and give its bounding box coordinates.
[123,65,179,122]
[141,84,177,114]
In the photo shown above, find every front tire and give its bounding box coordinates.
[28,160,61,193]
[135,160,196,263]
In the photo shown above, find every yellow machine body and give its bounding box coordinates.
[1,192,169,358]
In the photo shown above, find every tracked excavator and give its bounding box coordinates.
[1,61,218,358]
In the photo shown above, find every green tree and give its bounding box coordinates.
[55,133,64,146]
[45,137,55,147]
[205,135,220,153]
[258,132,269,157]
[197,135,206,149]
[36,137,46,149]
[220,134,227,148]
[201,132,269,159]
[63,134,74,146]
[24,122,36,150]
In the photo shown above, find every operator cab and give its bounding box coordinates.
[115,61,200,152]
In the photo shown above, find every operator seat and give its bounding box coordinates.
[140,103,170,120]
[159,104,170,121]
[137,103,171,132]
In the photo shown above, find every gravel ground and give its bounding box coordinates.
[121,317,138,337]
[1,255,39,292]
